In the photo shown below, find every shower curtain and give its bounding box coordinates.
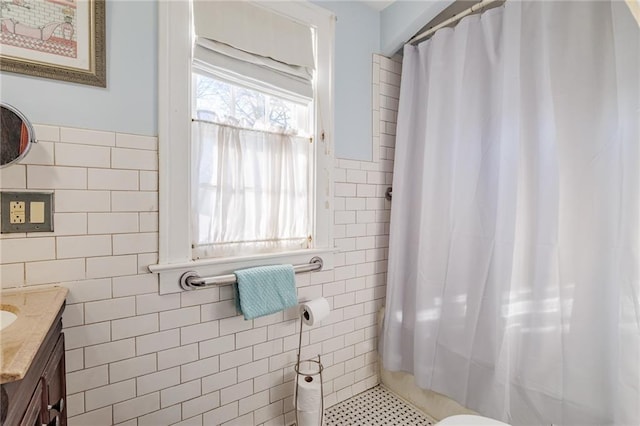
[381,2,639,425]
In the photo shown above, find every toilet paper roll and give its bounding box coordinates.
[296,375,323,412]
[299,297,330,326]
[296,409,322,426]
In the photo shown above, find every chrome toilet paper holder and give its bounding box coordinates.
[295,316,324,426]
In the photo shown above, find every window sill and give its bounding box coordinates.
[149,248,335,294]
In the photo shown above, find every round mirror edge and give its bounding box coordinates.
[0,102,37,169]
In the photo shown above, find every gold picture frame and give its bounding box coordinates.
[0,0,106,87]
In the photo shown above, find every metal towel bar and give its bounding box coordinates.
[179,256,324,291]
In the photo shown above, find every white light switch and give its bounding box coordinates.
[30,201,45,224]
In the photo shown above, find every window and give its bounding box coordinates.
[154,1,335,293]
[192,75,313,258]
[193,75,311,135]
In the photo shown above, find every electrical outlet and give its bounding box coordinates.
[9,201,26,224]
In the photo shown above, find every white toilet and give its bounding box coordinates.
[436,414,511,426]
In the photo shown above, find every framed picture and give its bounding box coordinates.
[0,0,105,87]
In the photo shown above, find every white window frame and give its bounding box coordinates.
[152,0,335,294]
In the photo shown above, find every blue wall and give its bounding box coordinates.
[0,1,157,137]
[0,1,389,160]
[380,0,452,56]
[312,1,380,161]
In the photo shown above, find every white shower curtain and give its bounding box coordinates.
[382,2,639,425]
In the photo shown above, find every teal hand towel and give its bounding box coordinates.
[234,264,297,320]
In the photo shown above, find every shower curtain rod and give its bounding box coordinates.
[409,0,504,45]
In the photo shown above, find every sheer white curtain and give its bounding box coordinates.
[192,121,310,258]
[382,2,639,425]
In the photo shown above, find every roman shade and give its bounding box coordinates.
[193,1,315,100]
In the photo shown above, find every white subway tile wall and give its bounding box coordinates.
[0,54,400,425]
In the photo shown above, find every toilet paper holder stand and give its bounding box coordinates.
[295,316,325,426]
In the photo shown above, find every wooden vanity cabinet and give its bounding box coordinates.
[1,305,66,426]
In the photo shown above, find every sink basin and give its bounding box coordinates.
[0,310,17,331]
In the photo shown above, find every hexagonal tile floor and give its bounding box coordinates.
[324,386,435,426]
